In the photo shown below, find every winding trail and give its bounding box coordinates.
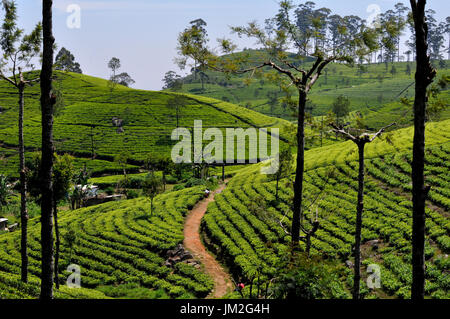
[183,182,234,298]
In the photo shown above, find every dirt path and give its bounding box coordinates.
[183,182,234,299]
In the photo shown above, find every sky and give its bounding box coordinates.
[11,0,450,90]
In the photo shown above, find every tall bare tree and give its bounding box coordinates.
[409,0,436,300]
[0,0,42,283]
[40,0,55,299]
[331,123,395,299]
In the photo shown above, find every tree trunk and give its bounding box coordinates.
[410,0,436,300]
[40,0,55,300]
[53,198,60,289]
[306,232,312,257]
[18,83,28,283]
[353,142,365,300]
[291,90,307,246]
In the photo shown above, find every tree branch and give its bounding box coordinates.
[279,58,307,76]
[305,56,323,80]
[268,60,298,84]
[306,57,335,92]
[329,123,357,142]
[208,61,268,75]
[278,219,291,236]
[0,72,18,87]
[27,77,41,84]
[369,122,396,142]
[212,59,300,84]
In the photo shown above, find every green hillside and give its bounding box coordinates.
[0,71,290,159]
[0,186,214,298]
[1,118,448,299]
[0,71,295,178]
[172,50,450,128]
[0,66,448,300]
[202,120,450,299]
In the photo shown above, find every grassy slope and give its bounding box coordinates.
[0,186,214,299]
[203,119,450,299]
[0,71,294,178]
[174,50,450,127]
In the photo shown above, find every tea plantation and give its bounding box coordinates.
[202,120,450,299]
[0,70,293,177]
[176,50,450,126]
[0,186,214,298]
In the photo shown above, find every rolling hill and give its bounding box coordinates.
[0,186,214,299]
[2,117,447,299]
[202,119,450,299]
[172,49,450,128]
[0,70,294,178]
[0,67,448,299]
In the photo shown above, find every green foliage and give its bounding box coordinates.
[125,189,139,200]
[0,270,109,299]
[162,71,183,91]
[0,0,42,76]
[142,173,164,215]
[113,72,135,88]
[270,145,293,200]
[202,121,449,299]
[97,284,170,299]
[0,186,212,298]
[0,174,11,205]
[54,47,82,73]
[270,253,350,299]
[176,49,449,125]
[176,19,210,71]
[107,57,122,92]
[331,95,350,123]
[53,153,75,203]
[70,165,92,209]
[114,151,129,178]
[0,195,40,223]
[0,70,290,177]
[427,74,450,120]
